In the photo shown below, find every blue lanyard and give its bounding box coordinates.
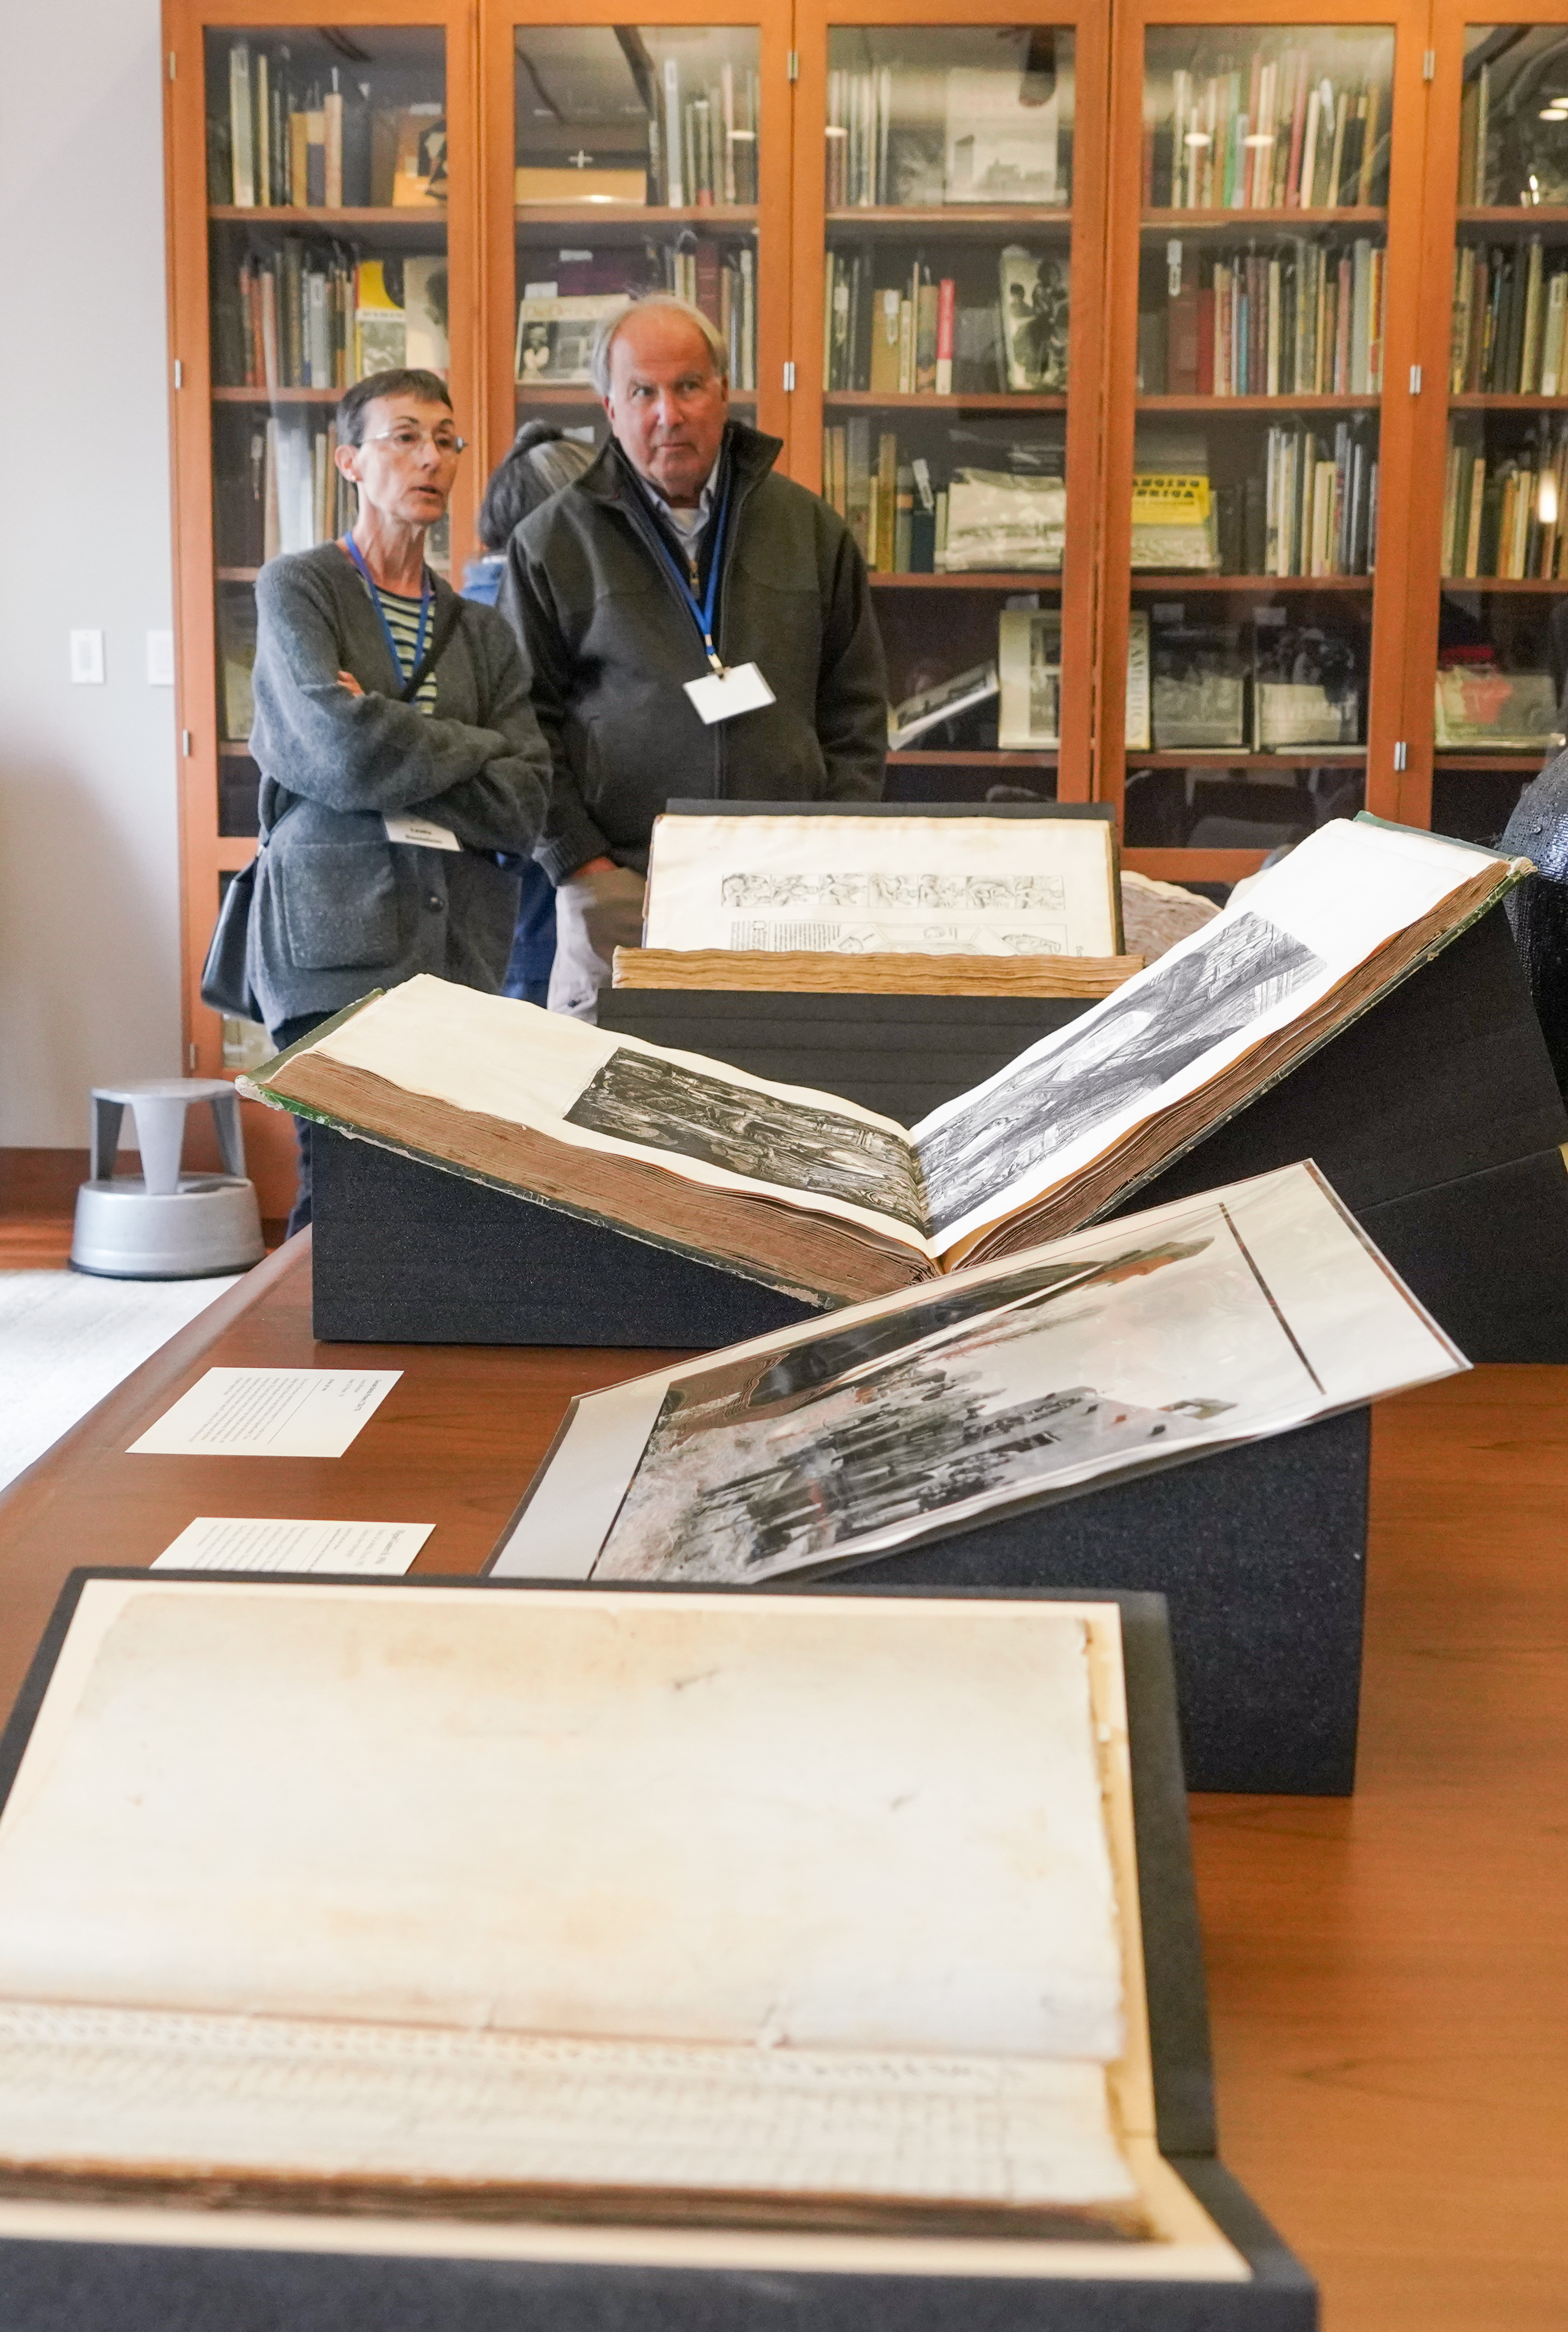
[644,482,731,676]
[343,536,433,689]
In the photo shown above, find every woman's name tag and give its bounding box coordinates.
[683,662,776,726]
[384,813,461,851]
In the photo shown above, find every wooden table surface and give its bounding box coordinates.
[0,1233,1563,2331]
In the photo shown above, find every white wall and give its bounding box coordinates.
[0,0,182,1145]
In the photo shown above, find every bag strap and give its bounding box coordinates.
[399,590,465,704]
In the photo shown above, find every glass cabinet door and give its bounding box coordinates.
[488,9,789,483]
[792,5,1105,809]
[1426,21,1568,845]
[200,17,459,1069]
[1113,19,1394,869]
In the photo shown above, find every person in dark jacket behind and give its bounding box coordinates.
[248,367,550,1231]
[498,294,887,1018]
[465,421,596,1004]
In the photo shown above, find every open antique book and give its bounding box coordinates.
[495,1162,1465,1589]
[640,807,1125,960]
[242,818,1529,1308]
[0,1580,1242,2273]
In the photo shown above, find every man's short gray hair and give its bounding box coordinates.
[590,294,730,398]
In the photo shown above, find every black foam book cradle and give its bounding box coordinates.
[0,1572,1317,2332]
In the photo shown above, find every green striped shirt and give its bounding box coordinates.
[374,585,438,714]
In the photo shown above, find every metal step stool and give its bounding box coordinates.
[71,1080,265,1279]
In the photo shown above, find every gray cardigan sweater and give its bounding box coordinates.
[245,541,549,1029]
[499,423,886,883]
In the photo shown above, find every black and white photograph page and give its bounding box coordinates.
[912,815,1517,1257]
[493,1161,1465,1588]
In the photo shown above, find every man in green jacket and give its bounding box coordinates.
[499,295,887,1017]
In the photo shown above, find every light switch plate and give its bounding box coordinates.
[69,630,105,686]
[146,629,175,686]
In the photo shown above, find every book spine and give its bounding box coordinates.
[894,462,914,573]
[876,431,897,572]
[916,279,937,394]
[1300,85,1320,209]
[1358,81,1381,206]
[1465,453,1485,576]
[1351,239,1370,393]
[230,43,255,207]
[1521,237,1544,394]
[1329,88,1348,207]
[1459,77,1479,211]
[1476,62,1491,205]
[664,59,683,207]
[1543,273,1568,398]
[254,52,271,210]
[1267,257,1281,394]
[1286,51,1308,206]
[935,277,954,396]
[721,63,736,205]
[897,293,914,394]
[324,79,343,209]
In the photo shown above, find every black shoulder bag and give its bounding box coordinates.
[199,592,468,1025]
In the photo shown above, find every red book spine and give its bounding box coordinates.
[935,276,955,394]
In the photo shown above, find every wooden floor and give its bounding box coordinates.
[0,1151,285,1266]
[0,1238,1561,2325]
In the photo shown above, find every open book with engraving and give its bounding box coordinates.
[241,819,1528,1309]
[0,1576,1244,2274]
[495,1162,1464,1589]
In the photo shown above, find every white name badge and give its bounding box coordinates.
[683,662,776,726]
[383,813,460,851]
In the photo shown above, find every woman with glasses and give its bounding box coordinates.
[246,367,550,1233]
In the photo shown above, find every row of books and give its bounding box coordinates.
[820,428,1065,573]
[214,249,447,394]
[1129,424,1377,577]
[1146,56,1386,212]
[215,40,444,209]
[1441,423,1568,580]
[823,249,1068,395]
[825,66,1068,210]
[1144,237,1385,398]
[513,240,756,392]
[1449,240,1568,396]
[1434,653,1564,752]
[651,58,760,209]
[901,609,1363,754]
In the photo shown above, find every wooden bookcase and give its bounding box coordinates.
[1403,4,1568,847]
[163,0,1563,1202]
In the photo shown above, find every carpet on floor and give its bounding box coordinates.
[0,1271,240,1493]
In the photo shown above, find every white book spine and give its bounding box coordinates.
[663,58,683,207]
[230,43,255,208]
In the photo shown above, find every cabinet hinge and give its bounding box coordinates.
[173,359,184,389]
[1393,740,1409,771]
[1409,363,1422,394]
[783,360,796,392]
[786,49,799,79]
[168,49,176,80]
[187,1043,199,1071]
[1422,48,1436,80]
[181,729,193,756]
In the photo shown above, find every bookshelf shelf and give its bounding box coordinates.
[871,573,1064,591]
[888,750,1059,767]
[1433,751,1562,770]
[216,567,261,583]
[211,386,341,403]
[826,206,1073,237]
[1440,575,1568,591]
[208,204,442,224]
[515,204,757,227]
[1131,574,1374,593]
[823,391,1067,412]
[1456,205,1568,227]
[1127,751,1366,769]
[1449,393,1568,411]
[1142,207,1386,231]
[1137,394,1381,413]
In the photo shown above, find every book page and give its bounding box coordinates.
[0,2006,1137,2222]
[643,814,1119,960]
[0,1589,1124,2066]
[912,818,1518,1255]
[496,1163,1464,1590]
[269,977,937,1253]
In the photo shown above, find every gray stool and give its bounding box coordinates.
[71,1080,265,1279]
